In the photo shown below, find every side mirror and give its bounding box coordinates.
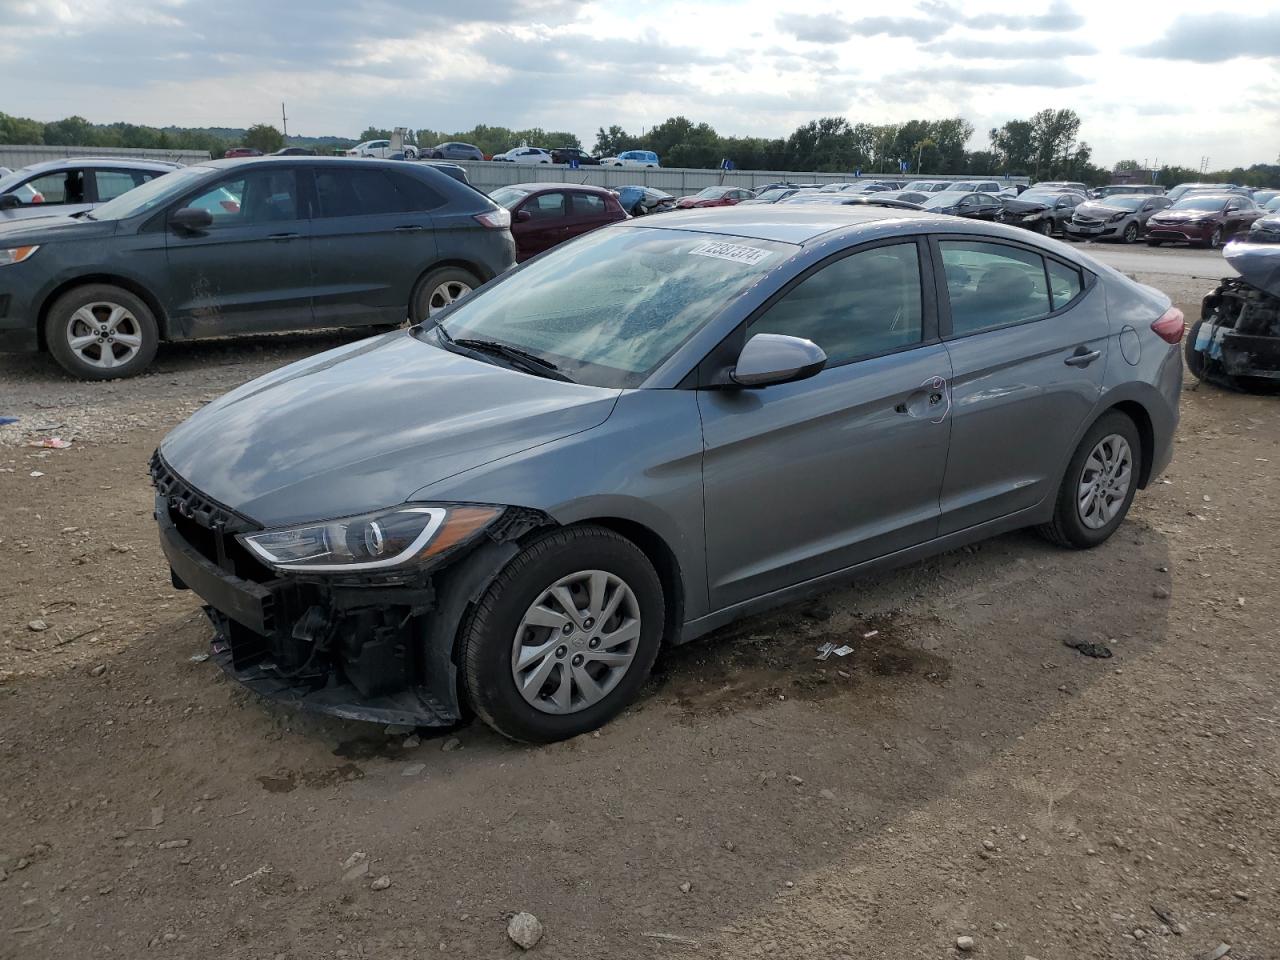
[729,333,827,388]
[515,209,532,223]
[170,207,214,232]
[0,193,21,210]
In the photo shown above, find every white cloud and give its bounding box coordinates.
[0,0,1276,169]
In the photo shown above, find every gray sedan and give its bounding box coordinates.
[152,206,1184,743]
[1065,194,1173,243]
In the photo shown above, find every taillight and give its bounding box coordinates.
[474,208,511,229]
[1151,307,1185,344]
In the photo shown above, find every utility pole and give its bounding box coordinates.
[281,102,288,139]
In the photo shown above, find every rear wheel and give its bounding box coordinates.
[409,266,481,324]
[1037,411,1142,549]
[459,526,665,743]
[45,284,159,380]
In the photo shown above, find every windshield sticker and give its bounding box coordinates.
[689,241,773,266]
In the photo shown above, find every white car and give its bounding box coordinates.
[598,150,661,169]
[493,147,553,165]
[346,140,419,160]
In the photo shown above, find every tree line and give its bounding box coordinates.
[3,110,1276,188]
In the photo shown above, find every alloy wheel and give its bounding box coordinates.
[1123,222,1138,243]
[1209,228,1223,249]
[427,280,472,315]
[1077,434,1133,530]
[511,570,641,715]
[65,301,143,370]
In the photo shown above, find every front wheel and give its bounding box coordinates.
[459,526,665,743]
[1037,411,1142,549]
[1038,218,1054,236]
[1206,227,1223,249]
[409,266,481,324]
[1122,221,1139,243]
[45,283,159,380]
[1185,319,1209,381]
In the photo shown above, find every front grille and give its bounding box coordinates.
[150,450,274,583]
[1073,217,1103,227]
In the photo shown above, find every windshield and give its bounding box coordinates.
[1172,196,1228,211]
[1098,197,1144,210]
[0,165,42,193]
[756,189,790,201]
[1267,197,1280,212]
[430,226,794,388]
[921,192,969,208]
[490,186,530,208]
[1017,191,1062,203]
[88,165,208,220]
[694,187,729,199]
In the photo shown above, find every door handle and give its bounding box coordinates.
[268,232,300,241]
[394,224,425,232]
[1064,348,1102,368]
[897,375,951,423]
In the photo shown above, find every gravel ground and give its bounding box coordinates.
[2,254,1278,960]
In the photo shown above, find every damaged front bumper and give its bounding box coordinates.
[152,452,544,727]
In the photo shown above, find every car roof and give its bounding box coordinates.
[619,204,933,244]
[16,157,183,174]
[507,181,615,195]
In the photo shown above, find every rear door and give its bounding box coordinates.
[934,237,1107,533]
[309,165,441,325]
[163,166,315,337]
[699,238,953,608]
[563,190,613,242]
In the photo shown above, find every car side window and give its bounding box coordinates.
[746,242,923,365]
[315,169,403,217]
[94,170,150,202]
[1046,260,1084,310]
[184,170,298,225]
[387,171,446,211]
[23,169,86,205]
[939,240,1052,336]
[526,192,567,218]
[570,192,606,216]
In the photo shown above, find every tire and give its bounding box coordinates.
[1185,319,1209,381]
[1037,411,1142,550]
[409,266,481,324]
[1038,218,1054,236]
[45,283,159,380]
[1207,227,1223,250]
[459,525,665,743]
[1122,221,1139,243]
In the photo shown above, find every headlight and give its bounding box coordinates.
[1021,214,1040,222]
[0,245,38,265]
[238,504,501,572]
[1108,212,1126,223]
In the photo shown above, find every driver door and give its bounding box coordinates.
[698,239,953,609]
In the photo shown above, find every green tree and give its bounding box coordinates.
[42,116,100,146]
[989,119,1035,174]
[0,111,45,144]
[243,123,284,153]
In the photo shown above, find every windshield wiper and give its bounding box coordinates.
[446,333,574,382]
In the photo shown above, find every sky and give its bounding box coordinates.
[2,0,1278,170]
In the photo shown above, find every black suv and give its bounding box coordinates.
[549,147,600,166]
[0,157,515,379]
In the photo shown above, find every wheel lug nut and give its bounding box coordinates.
[571,653,584,667]
[588,638,600,649]
[583,618,595,629]
[561,623,573,635]
[555,645,567,659]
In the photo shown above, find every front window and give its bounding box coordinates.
[18,169,86,205]
[429,227,794,388]
[921,192,967,209]
[184,170,299,225]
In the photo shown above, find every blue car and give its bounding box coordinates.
[602,150,660,169]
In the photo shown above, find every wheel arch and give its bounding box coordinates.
[38,274,170,349]
[1100,398,1156,489]
[575,516,686,648]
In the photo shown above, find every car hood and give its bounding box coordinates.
[0,214,117,245]
[159,333,621,526]
[1226,240,1280,298]
[1150,209,1220,222]
[1001,198,1051,214]
[1074,202,1131,217]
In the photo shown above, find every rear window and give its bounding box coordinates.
[1046,260,1083,309]
[315,169,405,217]
[939,240,1052,336]
[571,192,607,215]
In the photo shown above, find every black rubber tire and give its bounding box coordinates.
[1207,227,1223,250]
[45,283,159,380]
[408,266,481,325]
[1123,221,1139,243]
[1185,320,1209,381]
[1037,410,1143,550]
[459,525,665,743]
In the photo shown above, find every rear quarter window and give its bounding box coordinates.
[1046,260,1084,310]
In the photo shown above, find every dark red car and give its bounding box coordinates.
[223,146,263,158]
[489,182,628,262]
[1145,193,1264,249]
[674,186,755,209]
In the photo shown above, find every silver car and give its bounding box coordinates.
[0,157,181,222]
[152,206,1184,743]
[1065,194,1173,243]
